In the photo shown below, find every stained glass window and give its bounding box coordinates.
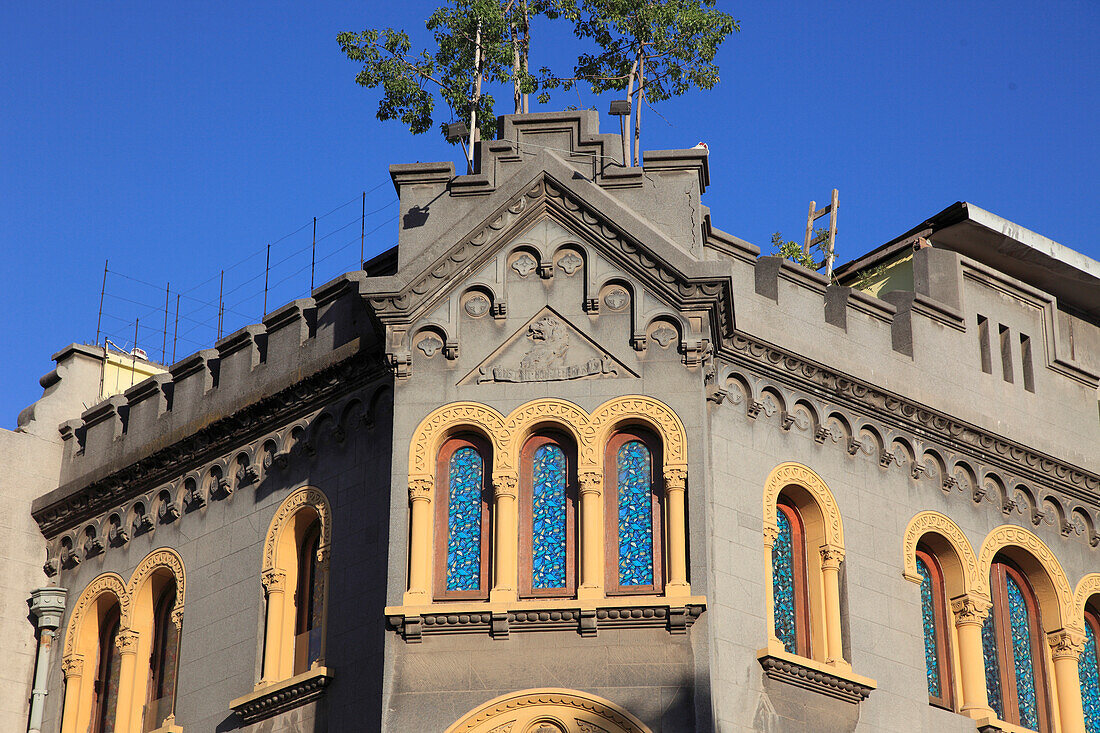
[773,508,798,654]
[446,446,484,591]
[916,557,942,700]
[531,443,567,589]
[1006,575,1039,730]
[617,440,653,586]
[1080,618,1100,733]
[982,609,1005,720]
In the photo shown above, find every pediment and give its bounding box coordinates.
[364,157,735,341]
[459,307,636,385]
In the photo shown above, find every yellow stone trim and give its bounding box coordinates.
[61,573,127,733]
[900,511,979,589]
[975,524,1076,633]
[445,687,655,733]
[259,487,332,686]
[385,594,708,616]
[762,462,843,547]
[1074,573,1100,622]
[404,396,692,605]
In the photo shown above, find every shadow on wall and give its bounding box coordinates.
[754,675,859,733]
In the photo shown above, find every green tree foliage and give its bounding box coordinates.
[541,0,738,164]
[770,229,828,271]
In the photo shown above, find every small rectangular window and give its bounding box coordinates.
[977,316,992,374]
[1020,334,1034,392]
[999,324,1013,383]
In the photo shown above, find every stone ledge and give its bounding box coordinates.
[756,649,876,704]
[974,717,1037,733]
[386,597,706,642]
[229,667,332,725]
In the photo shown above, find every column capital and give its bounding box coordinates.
[115,629,140,655]
[61,654,84,679]
[170,606,184,630]
[763,522,779,547]
[950,593,992,626]
[492,472,518,500]
[262,568,287,593]
[1048,629,1086,660]
[663,465,687,491]
[819,544,845,570]
[408,477,433,502]
[578,470,603,496]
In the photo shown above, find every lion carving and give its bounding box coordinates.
[520,316,569,370]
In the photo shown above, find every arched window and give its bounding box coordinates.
[915,548,953,709]
[144,583,179,731]
[982,559,1052,731]
[519,434,576,597]
[435,436,491,600]
[605,430,663,594]
[1081,608,1100,733]
[772,499,809,657]
[293,519,323,674]
[92,605,121,733]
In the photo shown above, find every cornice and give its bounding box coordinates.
[719,332,1100,508]
[32,347,388,539]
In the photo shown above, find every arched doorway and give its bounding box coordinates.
[445,688,654,733]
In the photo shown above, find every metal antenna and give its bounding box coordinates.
[263,243,270,317]
[360,192,365,266]
[162,282,170,364]
[310,216,317,291]
[95,259,108,346]
[172,294,180,363]
[217,270,224,340]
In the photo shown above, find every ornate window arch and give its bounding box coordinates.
[975,526,1084,733]
[1076,576,1100,733]
[519,431,577,597]
[901,511,980,714]
[444,688,654,733]
[762,462,847,669]
[260,487,332,686]
[61,573,128,733]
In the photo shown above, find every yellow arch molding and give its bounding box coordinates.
[900,511,979,590]
[408,401,508,477]
[762,462,843,547]
[60,573,129,733]
[1075,573,1100,624]
[587,395,688,468]
[444,688,654,733]
[974,524,1075,632]
[62,572,128,659]
[501,397,591,467]
[259,487,333,685]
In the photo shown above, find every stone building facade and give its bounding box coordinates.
[7,111,1100,733]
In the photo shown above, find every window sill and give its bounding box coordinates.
[385,595,707,641]
[973,717,1037,733]
[756,649,876,704]
[229,666,332,725]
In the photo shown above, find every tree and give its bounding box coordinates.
[540,0,738,165]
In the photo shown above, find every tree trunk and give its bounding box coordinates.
[521,0,529,112]
[510,8,521,113]
[625,57,638,167]
[634,52,644,166]
[468,20,483,173]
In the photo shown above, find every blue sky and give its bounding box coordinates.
[1,1,1097,427]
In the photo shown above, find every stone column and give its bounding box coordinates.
[60,655,84,733]
[950,593,995,720]
[404,478,433,605]
[762,522,782,652]
[260,569,287,685]
[315,544,330,667]
[28,587,67,733]
[663,466,690,596]
[113,629,140,733]
[819,544,847,667]
[578,470,604,600]
[491,473,518,602]
[1048,629,1086,733]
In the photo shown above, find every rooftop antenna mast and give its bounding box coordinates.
[95,259,108,347]
[804,189,839,279]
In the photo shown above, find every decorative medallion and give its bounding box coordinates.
[652,327,676,348]
[465,295,491,318]
[557,252,583,276]
[603,288,629,311]
[417,336,444,357]
[512,254,537,278]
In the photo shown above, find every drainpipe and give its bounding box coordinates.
[28,587,67,733]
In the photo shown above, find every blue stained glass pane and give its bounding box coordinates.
[617,441,653,586]
[983,606,1004,720]
[916,558,942,699]
[1080,622,1100,733]
[446,447,483,591]
[1006,575,1039,730]
[772,509,798,654]
[531,444,567,589]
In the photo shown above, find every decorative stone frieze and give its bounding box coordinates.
[229,667,332,725]
[757,650,876,704]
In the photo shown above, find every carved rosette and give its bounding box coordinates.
[1047,629,1086,660]
[262,569,288,594]
[492,473,519,501]
[950,594,992,626]
[819,545,845,571]
[408,477,433,503]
